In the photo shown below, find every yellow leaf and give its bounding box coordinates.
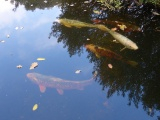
[32,104,38,111]
[117,24,127,31]
[37,58,45,61]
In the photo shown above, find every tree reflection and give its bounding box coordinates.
[9,0,160,118]
[49,0,160,117]
[10,0,60,11]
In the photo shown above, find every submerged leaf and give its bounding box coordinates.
[30,62,38,70]
[32,104,38,111]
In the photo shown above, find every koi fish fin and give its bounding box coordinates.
[126,60,138,67]
[39,85,46,93]
[120,47,126,52]
[57,89,64,95]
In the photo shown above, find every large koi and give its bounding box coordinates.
[27,72,97,95]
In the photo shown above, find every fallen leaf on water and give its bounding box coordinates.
[16,65,22,69]
[108,64,113,69]
[32,104,38,111]
[75,70,81,74]
[37,58,45,61]
[30,62,38,70]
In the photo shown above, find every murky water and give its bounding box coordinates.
[0,0,160,120]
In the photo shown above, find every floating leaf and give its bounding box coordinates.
[75,70,81,74]
[30,62,38,70]
[16,65,22,69]
[32,104,38,111]
[37,58,45,61]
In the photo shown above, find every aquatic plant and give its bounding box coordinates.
[96,0,160,10]
[96,0,122,10]
[139,0,160,6]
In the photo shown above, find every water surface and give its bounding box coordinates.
[0,0,160,120]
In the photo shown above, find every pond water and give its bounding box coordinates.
[0,0,160,120]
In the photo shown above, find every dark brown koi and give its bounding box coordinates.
[85,44,138,66]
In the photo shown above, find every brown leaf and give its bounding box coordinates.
[30,62,38,70]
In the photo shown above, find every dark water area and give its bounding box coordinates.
[0,0,160,120]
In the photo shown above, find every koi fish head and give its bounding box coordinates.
[27,73,40,84]
[126,40,138,50]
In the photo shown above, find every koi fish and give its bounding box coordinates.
[56,18,138,50]
[95,24,138,50]
[27,72,97,95]
[55,18,95,28]
[85,44,138,66]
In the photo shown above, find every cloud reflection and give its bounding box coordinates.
[0,1,26,29]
